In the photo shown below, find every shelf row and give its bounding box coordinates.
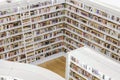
[63,25,120,62]
[0,15,64,45]
[9,47,65,63]
[64,18,120,54]
[65,4,120,36]
[0,39,65,62]
[70,62,100,80]
[66,0,120,26]
[0,7,64,31]
[0,25,64,54]
[64,15,120,48]
[70,55,112,80]
[0,0,60,17]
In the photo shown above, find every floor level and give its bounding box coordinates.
[38,56,66,78]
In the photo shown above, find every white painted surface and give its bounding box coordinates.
[92,0,120,8]
[0,60,65,80]
[0,0,119,10]
[89,0,120,11]
[68,46,120,80]
[0,0,22,4]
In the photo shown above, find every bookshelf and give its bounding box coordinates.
[64,0,120,62]
[66,47,120,80]
[0,0,65,64]
[0,0,119,64]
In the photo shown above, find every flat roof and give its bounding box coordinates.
[68,46,120,80]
